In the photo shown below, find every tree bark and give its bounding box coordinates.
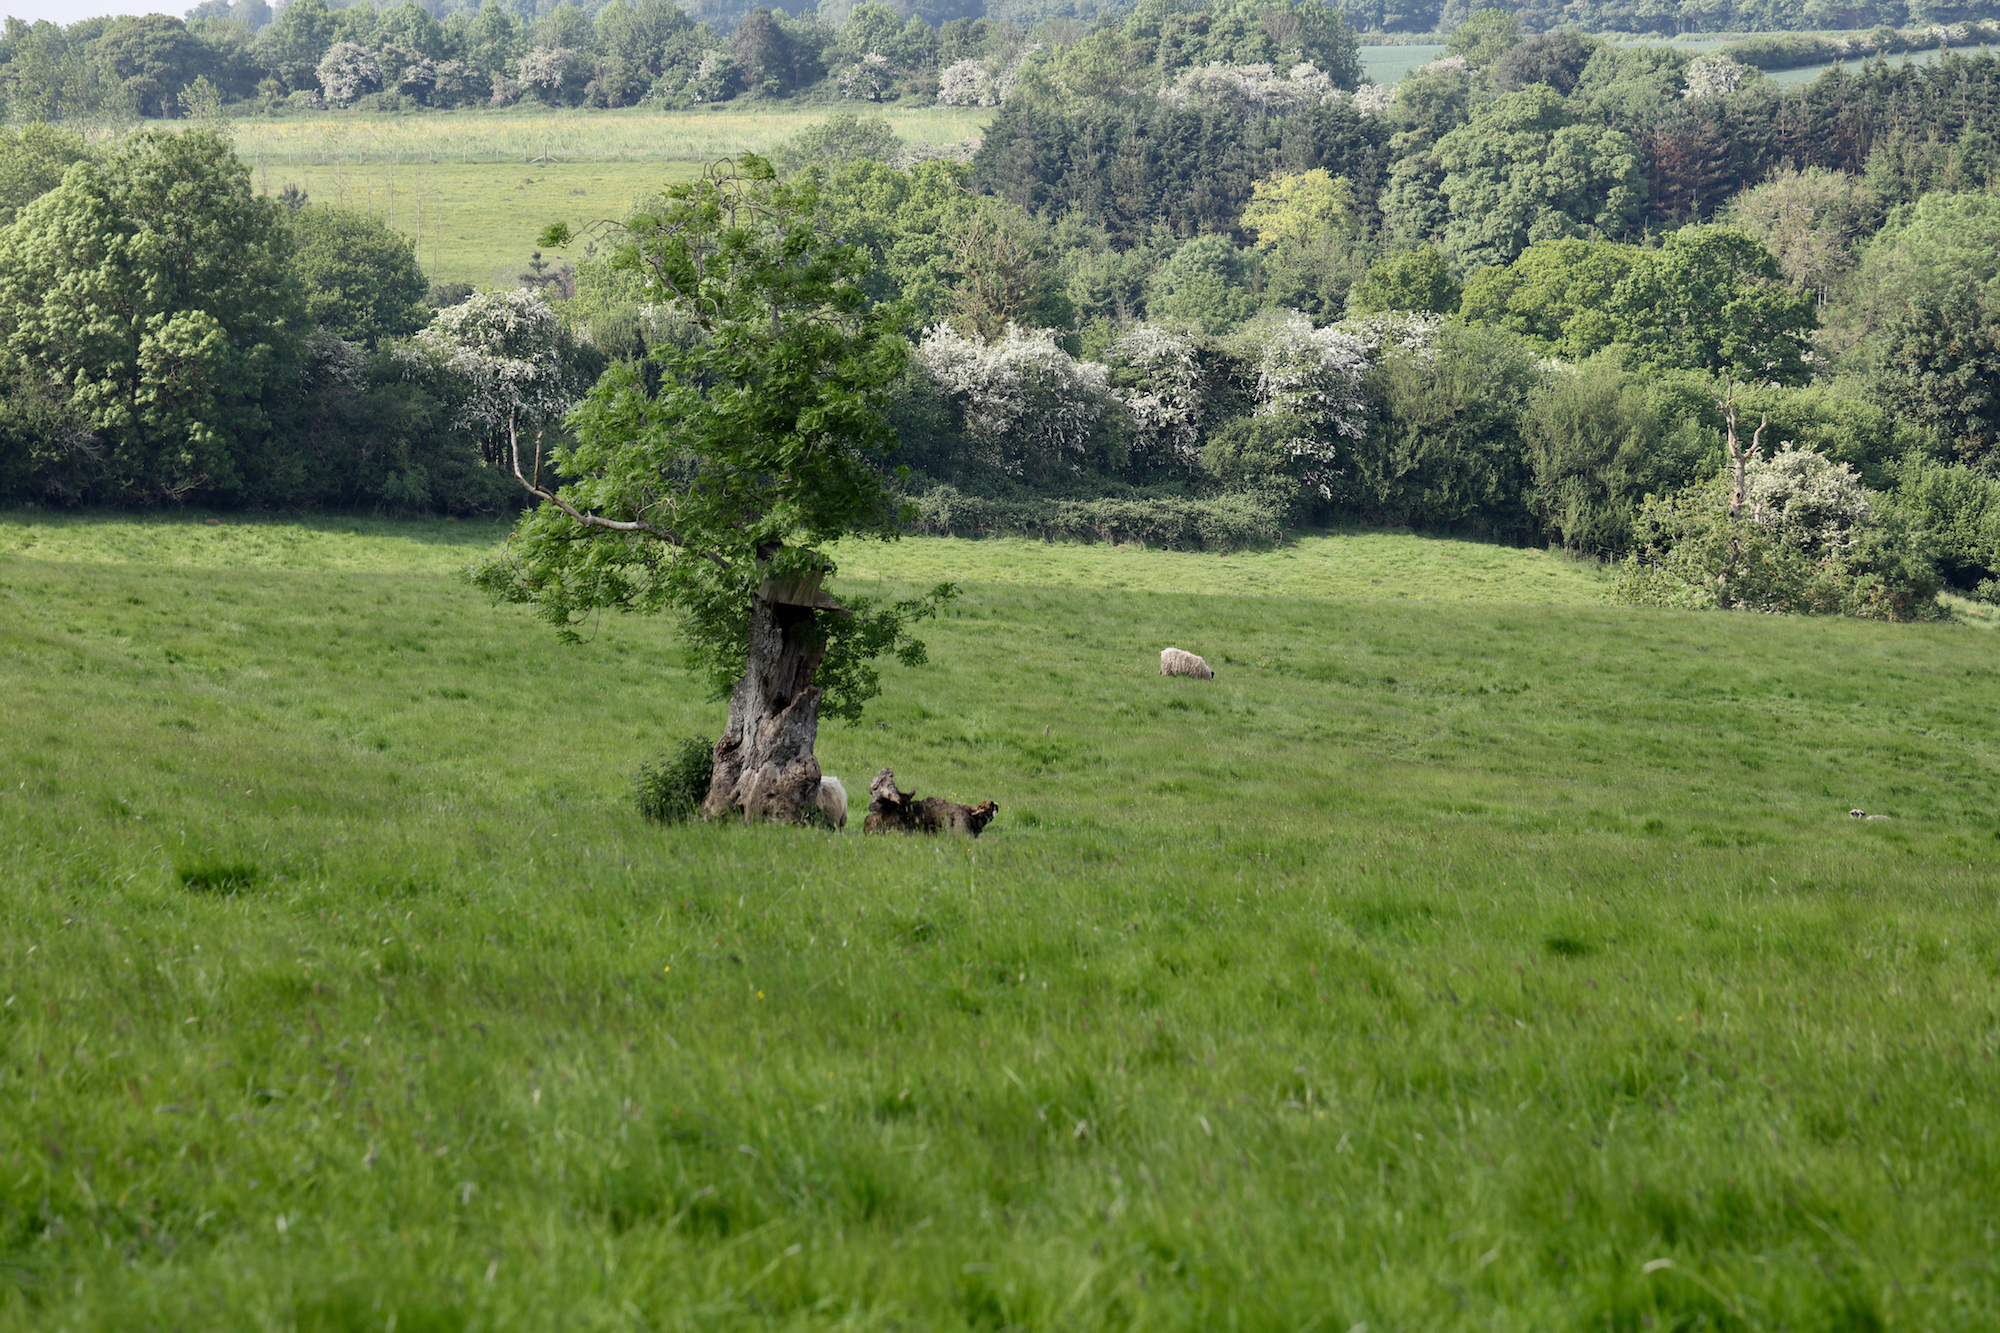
[701,594,826,824]
[1716,382,1768,612]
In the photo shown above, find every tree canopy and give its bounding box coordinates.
[474,155,948,722]
[1433,85,1646,269]
[290,204,431,346]
[0,128,298,501]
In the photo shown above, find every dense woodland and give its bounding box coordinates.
[15,0,2000,124]
[2,0,2000,616]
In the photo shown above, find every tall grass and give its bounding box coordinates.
[0,511,1995,1329]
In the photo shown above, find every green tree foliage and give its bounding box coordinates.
[452,1,526,90]
[1241,169,1361,321]
[1892,454,2000,596]
[974,97,1388,249]
[1432,85,1646,269]
[1444,7,1521,67]
[590,0,706,106]
[0,129,299,501]
[813,157,976,322]
[1494,29,1598,94]
[770,112,902,175]
[946,196,1073,337]
[1119,0,1362,89]
[0,19,121,120]
[1347,244,1461,315]
[91,14,214,116]
[1150,233,1258,333]
[1840,189,2000,343]
[0,123,91,228]
[1459,237,1633,358]
[1523,351,1707,553]
[1737,379,1903,490]
[289,205,431,347]
[1878,288,2000,467]
[1344,321,1543,535]
[252,0,332,91]
[375,2,445,60]
[1612,224,1817,383]
[475,157,946,723]
[1240,169,1353,251]
[731,5,814,95]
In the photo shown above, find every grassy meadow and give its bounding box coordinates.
[1,512,1997,1330]
[231,105,994,288]
[1358,44,1447,83]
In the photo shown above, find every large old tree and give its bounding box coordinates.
[474,155,952,824]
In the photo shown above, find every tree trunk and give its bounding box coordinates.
[700,594,826,824]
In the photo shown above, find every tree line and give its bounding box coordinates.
[5,4,2000,617]
[19,0,2000,125]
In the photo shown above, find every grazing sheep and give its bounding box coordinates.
[1160,647,1214,680]
[816,775,848,831]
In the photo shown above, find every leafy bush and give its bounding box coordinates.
[1342,320,1542,536]
[1524,354,1671,555]
[636,737,715,824]
[769,112,902,175]
[1615,447,1946,620]
[904,484,1284,550]
[1893,454,2000,596]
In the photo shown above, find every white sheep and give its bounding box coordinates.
[1160,647,1214,680]
[816,775,848,831]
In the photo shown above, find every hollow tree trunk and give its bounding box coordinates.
[700,594,826,824]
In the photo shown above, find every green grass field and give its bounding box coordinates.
[1359,44,1447,83]
[232,105,995,289]
[251,159,698,289]
[1,512,1997,1330]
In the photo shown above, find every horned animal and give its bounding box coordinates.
[1160,647,1214,680]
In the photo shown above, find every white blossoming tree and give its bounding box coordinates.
[1682,52,1751,101]
[409,288,593,467]
[1160,60,1345,120]
[1615,445,1942,617]
[917,323,1118,481]
[520,46,583,102]
[316,42,381,107]
[936,58,998,106]
[1102,325,1203,468]
[1251,312,1374,473]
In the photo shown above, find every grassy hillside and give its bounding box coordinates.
[232,105,994,289]
[253,159,699,289]
[0,513,1995,1330]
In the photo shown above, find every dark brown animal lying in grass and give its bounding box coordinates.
[862,768,998,837]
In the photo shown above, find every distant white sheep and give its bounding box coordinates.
[1160,647,1214,680]
[816,775,848,831]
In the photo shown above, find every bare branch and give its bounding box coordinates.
[508,415,731,571]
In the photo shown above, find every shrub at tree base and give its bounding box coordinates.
[905,484,1284,551]
[635,736,715,824]
[1614,446,1946,620]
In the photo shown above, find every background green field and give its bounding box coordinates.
[232,106,994,289]
[1,514,1996,1330]
[1355,38,1995,89]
